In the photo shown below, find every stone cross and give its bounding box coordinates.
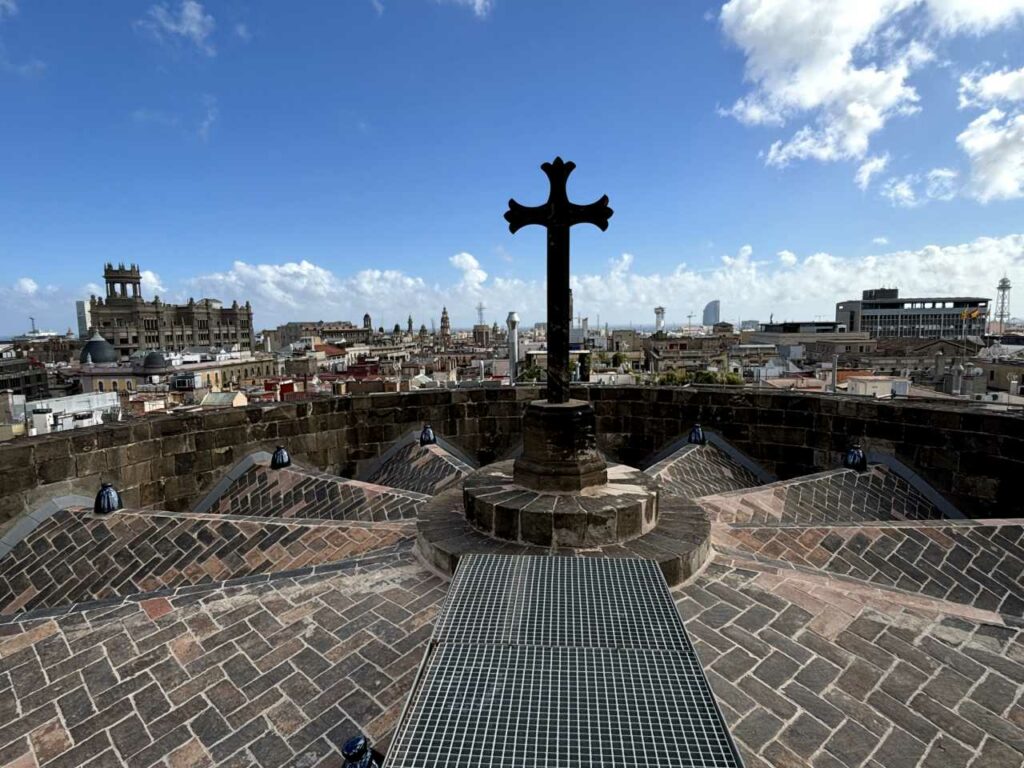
[504,158,613,404]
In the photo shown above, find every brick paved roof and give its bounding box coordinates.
[1,433,1022,768]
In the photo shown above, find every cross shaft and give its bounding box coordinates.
[504,157,612,403]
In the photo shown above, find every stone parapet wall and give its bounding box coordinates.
[0,386,1020,531]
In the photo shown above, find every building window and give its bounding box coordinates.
[97,381,104,392]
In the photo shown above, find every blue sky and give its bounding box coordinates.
[1,0,1023,334]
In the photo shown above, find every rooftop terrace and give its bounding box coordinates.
[0,386,1021,767]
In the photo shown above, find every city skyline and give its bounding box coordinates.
[2,1,1024,332]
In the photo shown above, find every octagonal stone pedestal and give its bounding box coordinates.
[415,462,711,587]
[465,461,658,547]
[513,399,607,492]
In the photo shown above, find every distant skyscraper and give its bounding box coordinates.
[703,300,720,326]
[654,306,665,333]
[75,300,92,339]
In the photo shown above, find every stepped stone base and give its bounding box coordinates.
[416,484,711,586]
[464,461,659,547]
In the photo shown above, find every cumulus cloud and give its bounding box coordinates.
[956,108,1024,202]
[959,65,1024,108]
[856,154,890,190]
[450,252,488,291]
[926,0,1024,34]
[720,0,1024,178]
[141,270,166,296]
[234,22,250,41]
[873,236,889,245]
[720,0,931,167]
[175,235,1024,330]
[137,0,216,56]
[14,277,37,296]
[5,235,1021,334]
[0,0,16,20]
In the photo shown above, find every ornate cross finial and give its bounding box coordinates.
[504,158,612,404]
[504,157,613,234]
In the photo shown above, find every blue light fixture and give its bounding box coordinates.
[342,734,381,768]
[843,442,867,472]
[688,423,706,446]
[93,482,122,515]
[270,445,291,470]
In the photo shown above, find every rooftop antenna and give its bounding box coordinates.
[476,301,486,325]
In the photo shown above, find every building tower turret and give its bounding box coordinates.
[507,311,520,384]
[995,277,1012,335]
[103,262,142,301]
[440,307,452,349]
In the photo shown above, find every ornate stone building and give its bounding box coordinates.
[87,263,255,358]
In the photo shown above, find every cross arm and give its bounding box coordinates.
[568,196,613,231]
[504,199,549,234]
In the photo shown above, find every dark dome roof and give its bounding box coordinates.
[143,350,167,369]
[79,331,118,365]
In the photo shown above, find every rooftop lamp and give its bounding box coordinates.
[843,442,868,473]
[688,423,707,446]
[341,734,381,768]
[270,445,291,470]
[93,482,122,515]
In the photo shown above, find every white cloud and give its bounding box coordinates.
[449,252,488,291]
[926,0,1024,34]
[855,154,890,190]
[881,175,920,207]
[138,0,216,56]
[7,234,1018,335]
[777,250,798,266]
[14,277,37,296]
[441,0,493,18]
[0,0,16,20]
[873,236,889,245]
[956,108,1024,202]
[234,22,250,41]
[880,167,961,206]
[184,235,1022,329]
[720,0,1024,176]
[959,66,1024,108]
[926,167,959,200]
[140,270,166,296]
[720,0,931,167]
[371,0,384,16]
